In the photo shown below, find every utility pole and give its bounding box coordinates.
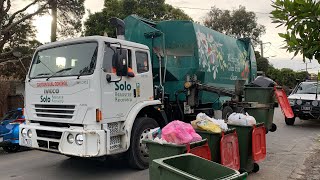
[260,41,264,58]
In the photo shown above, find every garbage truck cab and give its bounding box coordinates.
[20,36,163,169]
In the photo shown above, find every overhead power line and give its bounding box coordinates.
[173,6,270,14]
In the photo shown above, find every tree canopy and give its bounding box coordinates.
[49,0,85,42]
[271,0,320,62]
[255,51,270,73]
[84,0,192,36]
[203,6,266,45]
[0,0,85,79]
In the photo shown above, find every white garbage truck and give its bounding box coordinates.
[19,16,257,169]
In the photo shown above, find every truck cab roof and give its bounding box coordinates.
[36,36,150,51]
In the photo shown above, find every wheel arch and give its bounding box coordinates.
[123,100,167,149]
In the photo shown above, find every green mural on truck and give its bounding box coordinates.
[195,27,250,81]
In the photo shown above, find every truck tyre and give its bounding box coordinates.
[285,117,295,125]
[3,145,20,153]
[128,117,159,170]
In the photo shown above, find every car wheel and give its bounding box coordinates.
[285,117,295,125]
[3,145,20,153]
[127,117,159,170]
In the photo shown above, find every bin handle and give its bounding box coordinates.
[186,142,209,153]
[236,172,248,179]
[222,128,236,136]
[254,122,265,128]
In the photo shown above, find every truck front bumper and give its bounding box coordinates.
[19,124,107,157]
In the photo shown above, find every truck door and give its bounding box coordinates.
[133,50,153,102]
[101,44,136,120]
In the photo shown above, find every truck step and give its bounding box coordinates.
[109,148,127,154]
[110,131,125,137]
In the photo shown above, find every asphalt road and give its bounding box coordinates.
[1,108,320,180]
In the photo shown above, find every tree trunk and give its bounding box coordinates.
[50,0,57,42]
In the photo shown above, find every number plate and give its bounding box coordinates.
[23,139,32,147]
[0,137,3,142]
[301,106,311,111]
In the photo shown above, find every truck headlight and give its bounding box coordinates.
[21,128,27,138]
[75,134,84,145]
[312,100,318,106]
[296,99,303,105]
[67,134,74,144]
[289,99,295,106]
[27,129,32,138]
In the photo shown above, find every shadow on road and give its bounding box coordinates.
[291,119,320,129]
[57,156,138,174]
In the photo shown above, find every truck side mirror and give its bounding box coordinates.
[113,49,128,77]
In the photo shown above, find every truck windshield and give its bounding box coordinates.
[295,82,320,94]
[29,42,98,79]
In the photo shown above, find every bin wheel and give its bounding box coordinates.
[252,163,260,173]
[3,145,20,153]
[127,117,159,170]
[222,106,234,119]
[270,123,277,132]
[285,117,295,125]
[239,168,247,174]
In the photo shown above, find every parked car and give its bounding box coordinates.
[287,81,320,125]
[0,108,25,153]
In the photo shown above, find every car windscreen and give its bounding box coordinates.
[0,110,22,122]
[295,82,320,94]
[29,42,98,79]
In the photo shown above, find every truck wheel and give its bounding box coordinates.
[285,117,295,125]
[128,117,159,170]
[3,145,20,153]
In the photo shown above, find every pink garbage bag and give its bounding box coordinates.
[162,120,202,144]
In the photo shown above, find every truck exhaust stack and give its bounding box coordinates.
[109,17,125,40]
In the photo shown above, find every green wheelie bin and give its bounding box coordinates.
[143,139,211,180]
[196,129,240,170]
[245,105,276,132]
[244,86,277,132]
[244,87,274,104]
[227,123,266,173]
[150,153,248,180]
[143,139,209,164]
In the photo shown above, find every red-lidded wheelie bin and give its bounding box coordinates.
[196,129,240,170]
[228,123,266,173]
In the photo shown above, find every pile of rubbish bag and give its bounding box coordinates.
[146,120,202,145]
[145,112,256,145]
[227,112,256,126]
[191,113,228,133]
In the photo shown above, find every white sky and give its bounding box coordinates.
[15,0,320,73]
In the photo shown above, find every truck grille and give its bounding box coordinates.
[36,130,62,139]
[34,104,75,119]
